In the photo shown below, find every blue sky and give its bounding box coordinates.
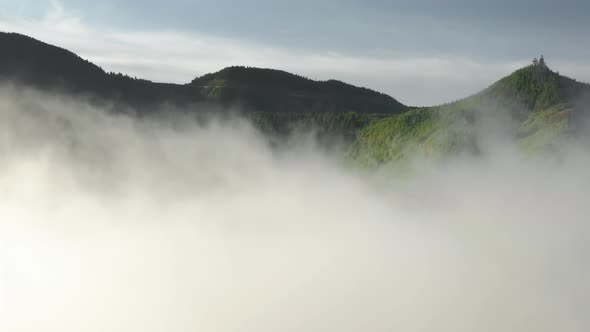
[1,0,589,105]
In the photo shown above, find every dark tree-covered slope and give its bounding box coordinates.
[0,32,407,116]
[0,32,203,108]
[190,66,407,114]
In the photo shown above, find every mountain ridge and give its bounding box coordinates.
[1,31,589,163]
[0,31,406,115]
[190,66,406,114]
[349,62,590,165]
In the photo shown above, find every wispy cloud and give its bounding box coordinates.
[1,1,589,106]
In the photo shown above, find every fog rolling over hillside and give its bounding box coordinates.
[0,84,589,332]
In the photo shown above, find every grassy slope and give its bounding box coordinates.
[349,63,590,166]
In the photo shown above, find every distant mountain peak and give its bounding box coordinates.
[483,60,589,111]
[189,66,312,88]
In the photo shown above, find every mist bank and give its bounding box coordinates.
[0,86,589,332]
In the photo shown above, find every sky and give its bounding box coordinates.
[0,0,589,106]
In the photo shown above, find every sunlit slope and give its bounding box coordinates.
[349,62,590,165]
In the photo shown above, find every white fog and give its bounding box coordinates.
[0,85,589,331]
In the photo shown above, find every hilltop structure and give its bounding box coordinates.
[533,55,547,68]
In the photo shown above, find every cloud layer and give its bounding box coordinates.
[0,84,589,331]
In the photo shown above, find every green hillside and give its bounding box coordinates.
[349,58,590,166]
[1,32,589,160]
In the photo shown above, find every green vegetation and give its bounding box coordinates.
[1,32,588,165]
[246,111,387,145]
[349,107,479,166]
[485,58,587,111]
[349,58,590,166]
[517,104,572,151]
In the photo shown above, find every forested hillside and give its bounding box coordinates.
[191,66,407,114]
[0,32,406,115]
[349,58,590,166]
[0,32,203,108]
[1,32,589,163]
